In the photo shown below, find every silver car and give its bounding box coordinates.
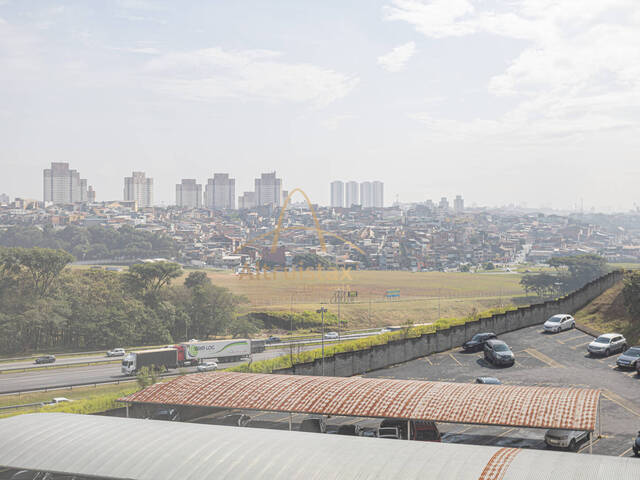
[587,333,627,356]
[544,429,589,451]
[543,314,575,333]
[196,361,218,372]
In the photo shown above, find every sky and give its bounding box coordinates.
[1,0,640,211]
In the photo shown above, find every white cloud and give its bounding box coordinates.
[143,47,359,107]
[386,0,640,141]
[377,41,416,72]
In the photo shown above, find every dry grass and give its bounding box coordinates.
[573,279,640,344]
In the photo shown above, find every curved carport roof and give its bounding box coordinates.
[119,371,601,431]
[0,413,636,480]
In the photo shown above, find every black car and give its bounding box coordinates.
[633,430,640,456]
[34,355,56,364]
[462,333,497,352]
[483,339,515,367]
[266,336,281,344]
[150,408,180,421]
[336,424,362,436]
[616,346,640,369]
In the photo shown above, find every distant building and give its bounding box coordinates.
[43,162,89,204]
[282,190,289,205]
[372,181,384,208]
[254,172,282,207]
[330,181,344,208]
[238,192,256,209]
[360,182,373,208]
[205,173,235,210]
[454,195,464,213]
[439,197,449,211]
[124,172,154,208]
[176,179,202,208]
[87,186,96,203]
[345,181,359,207]
[0,193,9,204]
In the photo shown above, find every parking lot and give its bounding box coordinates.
[188,325,640,457]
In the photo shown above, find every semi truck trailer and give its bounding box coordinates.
[121,348,178,375]
[176,339,251,365]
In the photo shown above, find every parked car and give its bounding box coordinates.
[34,355,55,364]
[616,347,640,369]
[150,408,180,421]
[218,413,251,427]
[475,376,501,384]
[462,332,497,352]
[587,333,627,356]
[544,429,589,451]
[377,425,401,439]
[337,424,362,436]
[378,419,441,441]
[483,340,515,367]
[266,336,281,344]
[106,348,125,357]
[633,430,640,456]
[299,416,326,433]
[44,397,73,406]
[324,331,339,339]
[543,314,575,333]
[196,361,218,372]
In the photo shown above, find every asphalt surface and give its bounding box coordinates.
[186,325,640,458]
[0,346,315,394]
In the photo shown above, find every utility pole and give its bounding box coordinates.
[316,306,327,376]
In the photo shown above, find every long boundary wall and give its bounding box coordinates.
[274,270,623,378]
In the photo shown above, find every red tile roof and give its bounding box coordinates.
[120,372,600,431]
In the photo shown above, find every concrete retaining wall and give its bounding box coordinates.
[274,270,623,377]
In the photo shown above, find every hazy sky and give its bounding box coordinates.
[1,0,640,211]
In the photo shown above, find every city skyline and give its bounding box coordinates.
[2,2,640,212]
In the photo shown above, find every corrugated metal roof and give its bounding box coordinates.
[0,413,637,480]
[119,372,601,431]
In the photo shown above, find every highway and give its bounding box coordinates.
[0,346,315,394]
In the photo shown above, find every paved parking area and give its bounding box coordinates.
[365,324,640,457]
[187,325,640,457]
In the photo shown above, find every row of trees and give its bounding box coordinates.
[0,225,178,260]
[519,254,609,297]
[0,247,247,354]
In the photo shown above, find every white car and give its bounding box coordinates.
[107,348,125,357]
[324,332,339,339]
[196,361,218,372]
[44,397,73,406]
[543,314,575,333]
[544,429,589,451]
[587,333,627,357]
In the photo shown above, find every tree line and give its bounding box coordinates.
[0,225,178,261]
[0,247,248,354]
[519,254,609,298]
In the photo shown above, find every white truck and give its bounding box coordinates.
[180,339,251,365]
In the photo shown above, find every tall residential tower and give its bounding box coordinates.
[124,172,154,208]
[254,172,282,207]
[330,181,344,208]
[43,162,89,204]
[205,173,235,209]
[176,179,202,208]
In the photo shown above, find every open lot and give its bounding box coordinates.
[187,324,640,457]
[203,269,529,328]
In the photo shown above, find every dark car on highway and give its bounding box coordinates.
[616,346,640,370]
[483,339,515,367]
[34,355,56,364]
[462,333,497,352]
[266,336,281,344]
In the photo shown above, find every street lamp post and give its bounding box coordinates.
[316,306,327,376]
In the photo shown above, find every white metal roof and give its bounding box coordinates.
[120,371,601,431]
[0,414,638,480]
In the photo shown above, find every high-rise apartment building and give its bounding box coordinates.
[124,172,154,208]
[454,195,464,213]
[205,173,235,209]
[360,182,373,208]
[439,197,449,211]
[43,162,89,204]
[254,172,282,207]
[176,179,202,208]
[0,193,9,204]
[345,181,359,207]
[330,181,344,208]
[372,181,384,208]
[238,192,256,209]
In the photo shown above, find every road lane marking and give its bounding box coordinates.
[423,357,433,366]
[618,447,633,457]
[496,427,516,438]
[449,354,462,367]
[578,437,601,453]
[523,348,564,368]
[602,390,640,418]
[555,334,589,344]
[569,341,592,350]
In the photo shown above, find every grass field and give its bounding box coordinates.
[573,277,640,344]
[202,270,529,329]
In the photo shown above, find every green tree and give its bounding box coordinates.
[520,273,559,297]
[1,247,74,297]
[548,254,608,291]
[126,262,182,297]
